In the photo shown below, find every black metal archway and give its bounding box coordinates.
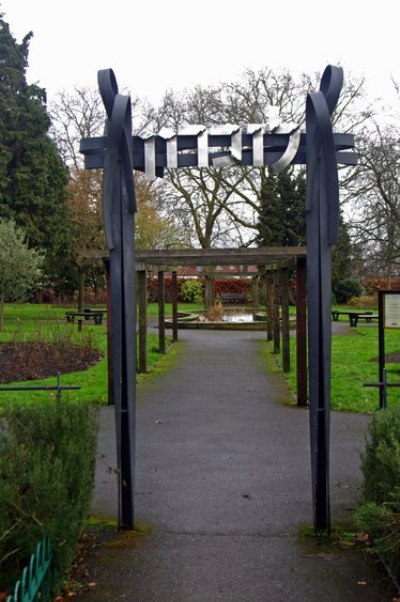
[80,66,356,532]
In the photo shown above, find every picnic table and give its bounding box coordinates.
[331,309,378,327]
[65,308,106,325]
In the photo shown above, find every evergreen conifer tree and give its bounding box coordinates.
[0,15,73,291]
[256,168,306,247]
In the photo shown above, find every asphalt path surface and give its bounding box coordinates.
[78,328,393,601]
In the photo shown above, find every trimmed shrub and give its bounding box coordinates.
[0,400,99,594]
[334,277,363,304]
[180,280,204,304]
[355,405,400,579]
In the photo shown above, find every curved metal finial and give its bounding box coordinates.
[319,65,343,116]
[98,69,119,120]
[306,66,342,245]
[98,70,136,250]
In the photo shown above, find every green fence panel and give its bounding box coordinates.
[6,536,52,602]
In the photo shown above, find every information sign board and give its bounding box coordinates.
[384,291,400,329]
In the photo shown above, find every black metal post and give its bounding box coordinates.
[306,66,344,533]
[98,69,137,530]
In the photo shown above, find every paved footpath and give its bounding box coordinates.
[78,330,393,601]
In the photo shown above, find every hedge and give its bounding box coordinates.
[0,400,99,595]
[355,405,400,582]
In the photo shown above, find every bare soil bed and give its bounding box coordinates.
[0,343,102,383]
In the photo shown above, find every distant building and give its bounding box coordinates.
[175,265,258,279]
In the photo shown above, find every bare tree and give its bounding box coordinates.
[345,120,400,281]
[149,67,373,250]
[49,70,375,261]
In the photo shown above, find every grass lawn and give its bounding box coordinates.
[271,323,400,413]
[3,302,397,414]
[0,302,193,406]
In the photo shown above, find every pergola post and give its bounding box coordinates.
[158,270,166,354]
[273,270,280,354]
[265,274,273,341]
[281,267,290,373]
[204,273,215,308]
[171,270,178,342]
[252,276,259,309]
[138,269,147,373]
[296,257,308,406]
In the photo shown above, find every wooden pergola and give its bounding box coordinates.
[96,246,308,407]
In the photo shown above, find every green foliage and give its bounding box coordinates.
[256,168,306,247]
[355,406,400,579]
[0,15,72,290]
[0,218,44,301]
[359,406,400,505]
[180,279,204,304]
[334,277,363,304]
[0,400,99,593]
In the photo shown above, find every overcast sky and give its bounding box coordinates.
[1,0,399,111]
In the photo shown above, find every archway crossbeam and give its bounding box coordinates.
[81,126,356,179]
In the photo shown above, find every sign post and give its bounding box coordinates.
[378,290,400,409]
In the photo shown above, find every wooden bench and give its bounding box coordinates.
[331,310,373,322]
[65,309,106,325]
[220,293,247,304]
[331,310,378,327]
[348,312,379,327]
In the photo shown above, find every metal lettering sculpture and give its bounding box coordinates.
[80,65,356,532]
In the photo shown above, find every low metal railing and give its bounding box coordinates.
[6,536,52,602]
[0,372,80,402]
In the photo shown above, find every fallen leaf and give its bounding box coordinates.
[338,539,355,548]
[318,553,338,561]
[356,532,370,544]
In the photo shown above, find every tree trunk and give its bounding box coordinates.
[77,270,85,312]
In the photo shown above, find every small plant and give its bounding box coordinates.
[347,295,377,309]
[207,302,224,322]
[180,280,203,304]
